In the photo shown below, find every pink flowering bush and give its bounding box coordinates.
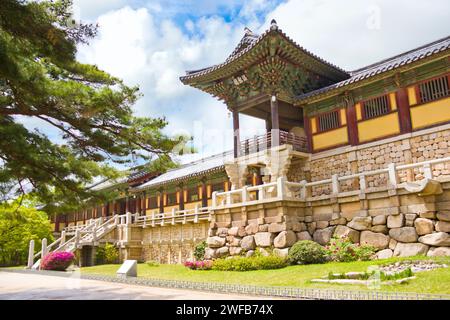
[41,251,75,271]
[325,236,375,262]
[183,259,213,270]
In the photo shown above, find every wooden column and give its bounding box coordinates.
[201,181,208,208]
[233,109,240,158]
[178,185,184,211]
[396,88,412,134]
[136,195,140,214]
[141,191,146,214]
[159,191,164,214]
[125,196,130,213]
[270,95,280,147]
[346,103,359,146]
[102,204,107,218]
[303,112,313,153]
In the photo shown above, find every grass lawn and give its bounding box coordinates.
[81,256,450,294]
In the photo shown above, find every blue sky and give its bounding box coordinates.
[19,0,450,167]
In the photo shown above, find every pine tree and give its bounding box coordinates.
[0,0,186,212]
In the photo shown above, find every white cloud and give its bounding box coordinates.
[30,0,448,166]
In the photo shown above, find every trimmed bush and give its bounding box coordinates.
[145,260,160,267]
[212,255,287,271]
[96,243,119,264]
[288,240,328,265]
[41,251,74,271]
[193,241,207,261]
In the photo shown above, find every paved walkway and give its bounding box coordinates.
[0,272,268,300]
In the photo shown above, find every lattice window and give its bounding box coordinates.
[167,193,177,205]
[418,76,449,104]
[148,196,158,209]
[318,110,340,132]
[188,188,199,202]
[363,95,390,119]
[211,182,225,193]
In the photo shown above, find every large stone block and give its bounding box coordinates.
[217,228,229,237]
[376,249,393,259]
[393,243,429,257]
[370,225,388,234]
[347,217,372,231]
[216,246,229,257]
[273,248,289,258]
[313,227,336,245]
[389,227,418,243]
[229,247,243,256]
[207,236,226,248]
[387,214,405,228]
[427,247,450,257]
[333,225,360,243]
[245,223,259,235]
[436,221,450,232]
[254,232,274,247]
[414,218,434,235]
[296,231,312,241]
[372,215,387,226]
[204,248,216,259]
[241,235,256,250]
[316,221,329,229]
[268,222,290,233]
[437,211,450,222]
[292,222,307,232]
[360,231,389,250]
[274,231,297,248]
[228,226,246,237]
[418,232,450,246]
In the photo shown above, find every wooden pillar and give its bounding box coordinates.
[270,95,280,147]
[159,191,164,214]
[125,196,129,213]
[346,104,359,146]
[178,185,184,211]
[136,195,140,214]
[141,191,146,214]
[201,181,208,208]
[233,109,240,158]
[303,112,313,153]
[396,88,412,134]
[102,204,107,218]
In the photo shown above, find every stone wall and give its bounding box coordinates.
[298,128,450,196]
[139,222,208,263]
[206,182,450,259]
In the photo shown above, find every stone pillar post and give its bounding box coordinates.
[27,240,35,269]
[270,95,280,147]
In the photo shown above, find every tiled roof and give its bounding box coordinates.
[181,20,348,82]
[135,151,232,190]
[296,35,450,101]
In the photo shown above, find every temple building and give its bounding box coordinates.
[45,21,450,266]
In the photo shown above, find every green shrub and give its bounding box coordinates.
[325,236,376,262]
[95,243,119,264]
[288,240,328,265]
[145,260,160,267]
[212,255,287,271]
[193,241,207,261]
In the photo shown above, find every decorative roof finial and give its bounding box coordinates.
[270,19,278,30]
[244,27,252,35]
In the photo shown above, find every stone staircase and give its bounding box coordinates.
[29,215,120,268]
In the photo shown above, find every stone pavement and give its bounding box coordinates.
[0,272,269,300]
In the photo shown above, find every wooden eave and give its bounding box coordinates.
[294,49,450,107]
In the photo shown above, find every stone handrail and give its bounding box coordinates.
[209,156,450,208]
[212,179,283,208]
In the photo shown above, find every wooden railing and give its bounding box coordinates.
[239,130,308,156]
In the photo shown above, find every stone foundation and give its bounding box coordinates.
[205,182,450,259]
